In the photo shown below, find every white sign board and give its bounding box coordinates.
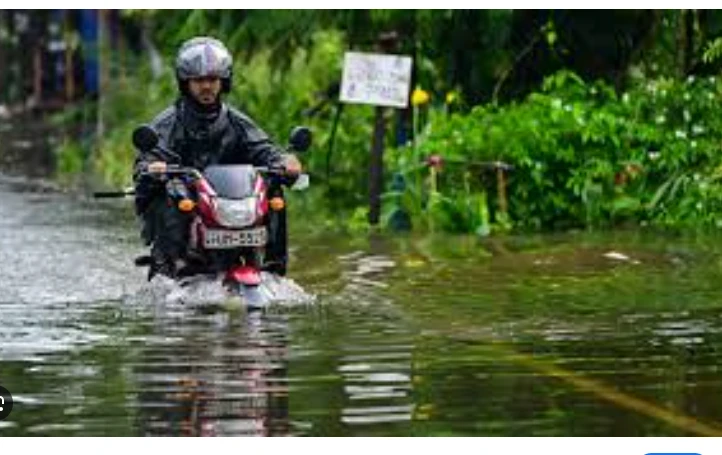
[340,52,413,108]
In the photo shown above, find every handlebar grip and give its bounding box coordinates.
[93,190,135,198]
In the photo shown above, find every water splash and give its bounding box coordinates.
[125,272,316,309]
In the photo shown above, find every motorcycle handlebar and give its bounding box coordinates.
[93,189,135,198]
[98,165,301,199]
[141,164,289,178]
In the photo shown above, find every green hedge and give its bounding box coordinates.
[390,71,722,233]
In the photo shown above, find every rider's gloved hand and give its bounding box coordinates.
[146,161,168,176]
[133,161,164,215]
[135,160,168,202]
[282,154,302,176]
[137,160,168,185]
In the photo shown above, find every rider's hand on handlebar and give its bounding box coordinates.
[283,154,302,176]
[146,161,168,175]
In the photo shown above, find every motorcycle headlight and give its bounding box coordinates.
[215,197,258,228]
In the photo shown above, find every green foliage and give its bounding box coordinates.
[55,139,85,182]
[394,70,722,232]
[386,101,494,236]
[93,67,176,186]
[47,10,722,236]
[703,37,722,64]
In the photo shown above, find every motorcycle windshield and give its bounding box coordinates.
[203,165,258,199]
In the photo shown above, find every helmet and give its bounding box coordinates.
[175,37,233,94]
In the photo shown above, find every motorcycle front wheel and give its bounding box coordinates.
[226,281,269,310]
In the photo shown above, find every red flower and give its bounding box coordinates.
[615,171,628,186]
[426,154,444,170]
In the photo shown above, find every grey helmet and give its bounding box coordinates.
[175,37,233,94]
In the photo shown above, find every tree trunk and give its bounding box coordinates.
[64,12,76,102]
[97,9,110,139]
[677,9,695,78]
[684,9,695,76]
[0,11,7,103]
[32,43,42,105]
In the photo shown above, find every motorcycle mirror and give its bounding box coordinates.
[290,173,310,191]
[289,126,312,153]
[132,125,159,152]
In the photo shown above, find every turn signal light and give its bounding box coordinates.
[178,199,196,212]
[269,197,285,211]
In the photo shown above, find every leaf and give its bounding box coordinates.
[703,38,722,64]
[546,29,557,48]
[612,196,641,214]
[647,174,677,210]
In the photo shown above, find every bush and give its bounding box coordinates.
[390,70,722,233]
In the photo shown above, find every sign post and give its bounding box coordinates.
[368,104,385,225]
[340,50,412,226]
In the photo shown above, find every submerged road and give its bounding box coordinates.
[3,113,722,436]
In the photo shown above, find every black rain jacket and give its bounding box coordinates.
[133,97,284,214]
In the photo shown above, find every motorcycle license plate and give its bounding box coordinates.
[203,227,267,249]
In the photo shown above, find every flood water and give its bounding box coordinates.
[2,117,722,436]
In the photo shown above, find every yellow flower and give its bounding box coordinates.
[411,88,430,107]
[445,91,458,105]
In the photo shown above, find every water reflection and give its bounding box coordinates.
[339,340,414,426]
[133,310,292,436]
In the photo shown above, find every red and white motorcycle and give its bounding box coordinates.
[129,125,311,307]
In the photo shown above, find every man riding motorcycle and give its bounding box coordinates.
[133,36,302,279]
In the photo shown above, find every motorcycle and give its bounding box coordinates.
[127,124,312,307]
